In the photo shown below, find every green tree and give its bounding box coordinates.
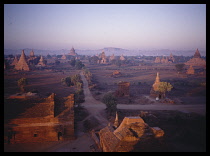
[74,89,85,105]
[61,76,71,86]
[175,63,185,73]
[75,60,85,70]
[71,74,82,86]
[89,56,99,64]
[17,77,28,93]
[157,82,173,99]
[102,92,117,112]
[69,58,76,67]
[76,82,83,89]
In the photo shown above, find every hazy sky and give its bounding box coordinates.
[4,4,206,51]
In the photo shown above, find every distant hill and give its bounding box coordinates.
[4,47,206,57]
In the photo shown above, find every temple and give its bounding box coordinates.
[99,116,164,152]
[68,47,77,56]
[37,55,46,66]
[150,72,161,98]
[15,50,30,71]
[5,93,75,143]
[186,65,195,75]
[185,49,206,67]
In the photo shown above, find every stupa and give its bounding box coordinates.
[11,56,19,66]
[168,53,175,62]
[185,49,206,66]
[37,55,46,66]
[120,54,125,61]
[69,47,77,56]
[152,72,161,91]
[186,65,195,75]
[61,54,67,59]
[15,50,30,71]
[113,111,119,128]
[109,54,115,61]
[30,50,35,57]
[154,56,161,63]
[150,72,161,98]
[100,51,107,63]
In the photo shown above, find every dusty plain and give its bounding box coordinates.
[4,59,206,152]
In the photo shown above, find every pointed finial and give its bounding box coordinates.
[155,72,160,83]
[114,111,119,128]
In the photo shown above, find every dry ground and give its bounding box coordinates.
[4,64,80,99]
[86,63,206,105]
[4,63,80,127]
[4,62,206,152]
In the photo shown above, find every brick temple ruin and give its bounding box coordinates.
[14,50,30,71]
[109,54,115,62]
[98,51,107,64]
[154,53,175,64]
[185,48,206,67]
[111,70,122,78]
[115,81,130,97]
[150,72,161,98]
[119,54,125,61]
[186,65,195,75]
[68,47,77,56]
[61,54,67,59]
[98,116,164,152]
[27,50,39,66]
[10,56,18,66]
[37,55,46,67]
[4,93,75,144]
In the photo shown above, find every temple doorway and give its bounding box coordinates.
[58,132,63,141]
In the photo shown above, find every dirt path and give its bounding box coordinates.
[5,71,205,152]
[117,103,206,115]
[42,73,206,152]
[80,71,206,116]
[79,72,108,128]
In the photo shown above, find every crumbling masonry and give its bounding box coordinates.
[5,93,75,144]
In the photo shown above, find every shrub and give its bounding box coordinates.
[61,76,71,86]
[175,64,185,73]
[102,92,117,112]
[17,77,28,92]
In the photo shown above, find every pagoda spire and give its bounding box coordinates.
[155,72,160,83]
[37,55,46,66]
[15,50,30,71]
[11,55,18,66]
[152,72,161,91]
[194,48,201,58]
[39,55,44,62]
[113,111,119,128]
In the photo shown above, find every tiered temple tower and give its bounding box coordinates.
[37,55,46,66]
[15,50,30,71]
[185,48,206,66]
[150,72,161,98]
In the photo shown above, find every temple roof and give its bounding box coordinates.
[194,48,201,58]
[70,47,75,51]
[15,50,30,71]
[69,47,76,55]
[30,50,35,57]
[11,56,18,66]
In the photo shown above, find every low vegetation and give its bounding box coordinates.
[17,77,28,93]
[102,91,117,113]
[157,82,173,99]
